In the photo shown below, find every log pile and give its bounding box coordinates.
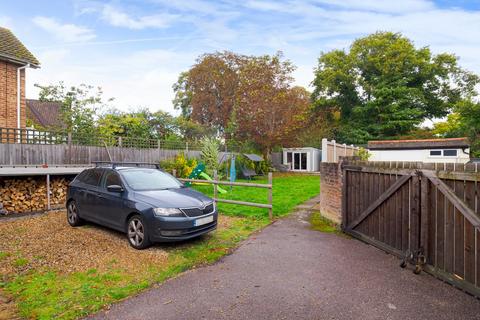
[0,177,69,215]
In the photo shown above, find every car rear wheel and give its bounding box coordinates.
[127,215,151,249]
[67,201,83,227]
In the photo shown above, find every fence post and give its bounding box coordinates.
[46,174,51,210]
[172,169,176,177]
[321,138,328,163]
[340,162,347,230]
[186,141,189,152]
[420,172,429,260]
[332,139,336,162]
[118,136,122,148]
[67,132,72,164]
[213,170,218,205]
[268,172,273,220]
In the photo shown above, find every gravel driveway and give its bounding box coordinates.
[89,206,480,320]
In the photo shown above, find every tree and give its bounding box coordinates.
[174,116,216,142]
[433,100,480,157]
[97,109,152,140]
[173,51,311,155]
[35,82,113,137]
[172,52,245,135]
[235,54,310,155]
[311,32,479,144]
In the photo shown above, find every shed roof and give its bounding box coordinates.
[0,27,40,67]
[243,154,263,162]
[368,138,470,150]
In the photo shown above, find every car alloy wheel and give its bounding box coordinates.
[128,217,147,248]
[67,201,82,226]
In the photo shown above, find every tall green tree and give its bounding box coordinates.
[311,32,479,144]
[434,100,480,157]
[35,82,113,137]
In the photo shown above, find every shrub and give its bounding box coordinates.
[357,147,371,161]
[200,137,220,176]
[160,153,197,178]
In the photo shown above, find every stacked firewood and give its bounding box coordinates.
[0,177,69,215]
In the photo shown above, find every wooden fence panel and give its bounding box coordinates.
[0,143,208,165]
[342,161,480,298]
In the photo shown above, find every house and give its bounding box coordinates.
[368,138,470,163]
[0,27,40,130]
[282,147,321,172]
[26,99,64,129]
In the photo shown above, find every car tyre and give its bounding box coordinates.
[127,215,151,250]
[67,200,84,227]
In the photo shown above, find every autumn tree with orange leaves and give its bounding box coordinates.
[173,51,310,157]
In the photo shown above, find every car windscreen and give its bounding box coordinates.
[120,169,183,191]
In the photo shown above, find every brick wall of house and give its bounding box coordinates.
[319,161,343,224]
[0,60,26,129]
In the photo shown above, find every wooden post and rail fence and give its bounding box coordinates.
[173,169,273,220]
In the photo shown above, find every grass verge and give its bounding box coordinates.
[310,212,342,234]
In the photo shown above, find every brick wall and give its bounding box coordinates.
[0,60,26,129]
[319,161,343,224]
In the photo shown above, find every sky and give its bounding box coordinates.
[1,0,480,115]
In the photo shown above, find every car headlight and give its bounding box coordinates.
[153,208,184,217]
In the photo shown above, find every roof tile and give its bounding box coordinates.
[0,27,40,66]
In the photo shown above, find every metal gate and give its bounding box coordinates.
[342,162,480,297]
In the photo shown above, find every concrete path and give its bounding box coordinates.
[90,197,480,319]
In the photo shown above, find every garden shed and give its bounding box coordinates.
[282,147,321,172]
[368,138,471,163]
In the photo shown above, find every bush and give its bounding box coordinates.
[160,153,197,178]
[200,137,220,176]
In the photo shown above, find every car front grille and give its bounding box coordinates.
[181,203,214,217]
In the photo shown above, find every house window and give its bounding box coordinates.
[430,150,442,156]
[443,149,457,157]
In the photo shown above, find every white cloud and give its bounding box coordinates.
[32,16,96,42]
[101,4,178,29]
[312,0,435,14]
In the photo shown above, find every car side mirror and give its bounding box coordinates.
[107,184,124,193]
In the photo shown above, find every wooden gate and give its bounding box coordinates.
[342,162,480,297]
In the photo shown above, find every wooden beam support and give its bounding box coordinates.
[215,198,272,209]
[178,178,271,189]
[347,174,411,230]
[422,170,480,228]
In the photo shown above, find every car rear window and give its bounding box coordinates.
[120,169,183,191]
[82,169,103,186]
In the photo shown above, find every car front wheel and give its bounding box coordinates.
[67,201,83,227]
[127,215,151,250]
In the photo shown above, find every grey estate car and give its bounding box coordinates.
[66,163,217,249]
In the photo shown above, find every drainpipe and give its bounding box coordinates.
[17,63,30,131]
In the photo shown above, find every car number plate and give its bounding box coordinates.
[194,215,213,226]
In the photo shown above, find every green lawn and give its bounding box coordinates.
[0,173,319,320]
[192,173,320,218]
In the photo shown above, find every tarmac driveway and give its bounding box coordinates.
[89,207,480,320]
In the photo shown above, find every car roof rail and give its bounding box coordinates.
[92,161,161,169]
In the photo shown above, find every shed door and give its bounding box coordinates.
[293,152,307,170]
